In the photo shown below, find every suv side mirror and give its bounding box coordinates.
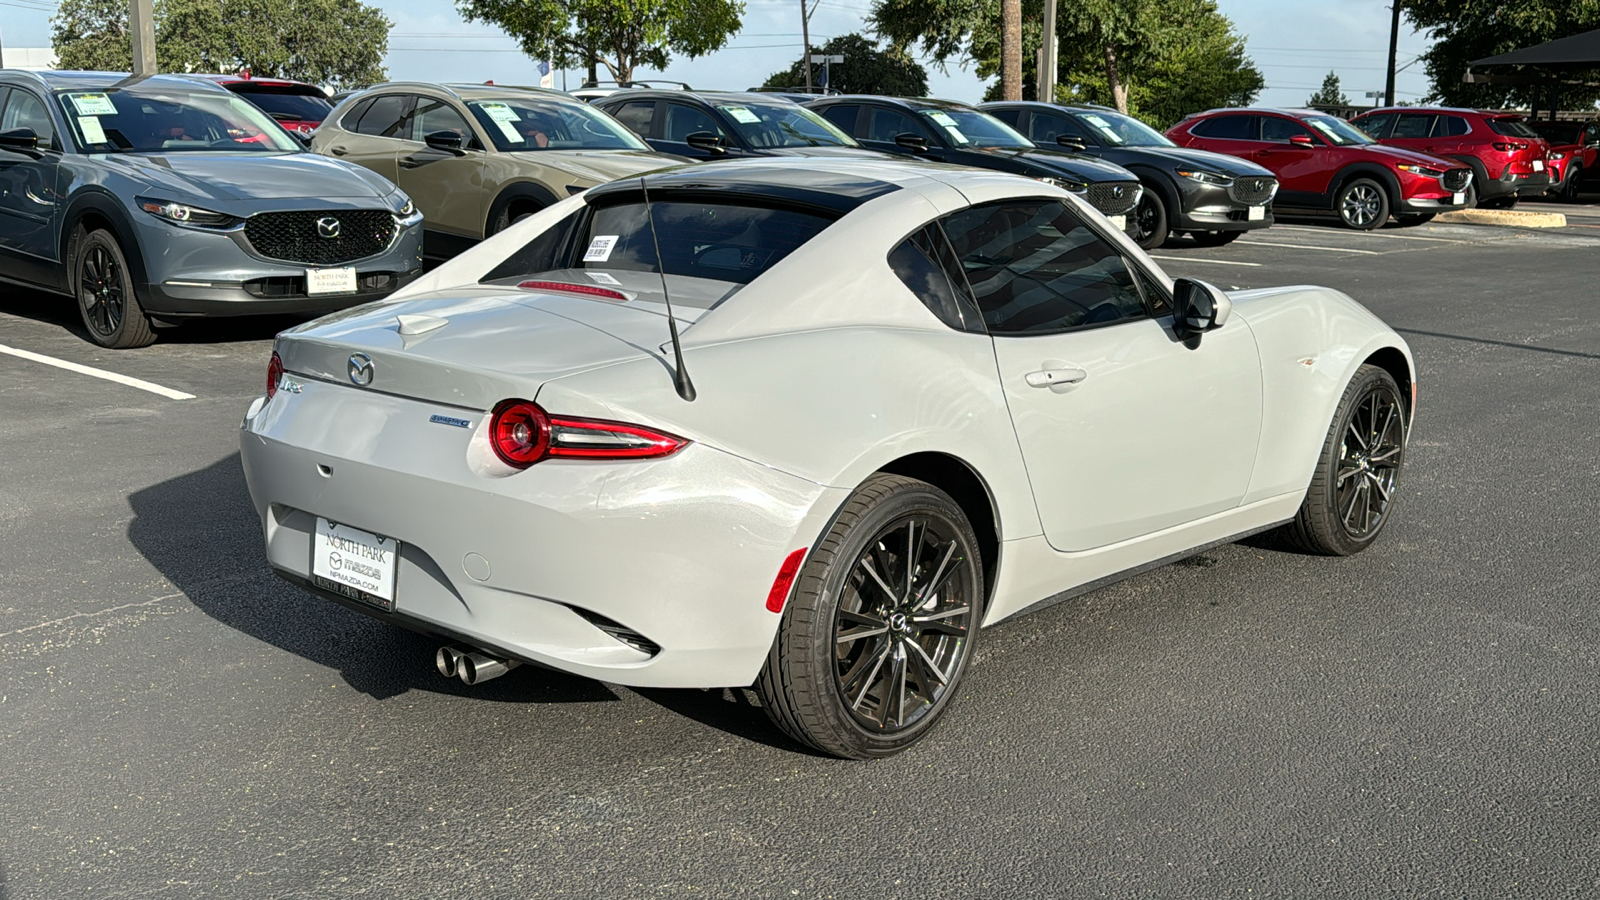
[895,132,929,152]
[1055,134,1088,151]
[1173,278,1232,338]
[685,131,727,153]
[1290,134,1315,148]
[0,128,40,152]
[424,130,467,153]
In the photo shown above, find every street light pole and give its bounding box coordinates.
[1038,0,1057,102]
[1384,1,1401,107]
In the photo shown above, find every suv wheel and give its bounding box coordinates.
[1336,178,1389,230]
[1481,194,1518,210]
[73,228,156,349]
[1129,191,1168,250]
[1560,164,1583,202]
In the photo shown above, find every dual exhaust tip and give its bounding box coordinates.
[436,644,520,686]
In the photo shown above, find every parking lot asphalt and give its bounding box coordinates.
[2,212,1598,899]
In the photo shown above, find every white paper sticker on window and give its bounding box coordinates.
[69,93,117,116]
[586,271,621,285]
[479,102,520,122]
[494,119,523,143]
[719,106,761,124]
[925,111,968,143]
[79,116,107,145]
[1083,114,1119,138]
[583,235,619,262]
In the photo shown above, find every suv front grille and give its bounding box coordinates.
[1229,176,1277,205]
[243,210,396,265]
[1441,169,1471,192]
[1086,181,1141,216]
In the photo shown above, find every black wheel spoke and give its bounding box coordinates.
[836,609,889,644]
[844,641,892,710]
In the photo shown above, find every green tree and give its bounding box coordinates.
[762,33,928,96]
[1404,0,1600,109]
[51,0,389,88]
[1308,70,1349,106]
[458,0,744,86]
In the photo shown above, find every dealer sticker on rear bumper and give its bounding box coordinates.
[313,518,397,606]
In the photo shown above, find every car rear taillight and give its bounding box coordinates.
[517,280,628,302]
[267,351,283,400]
[488,399,687,469]
[1492,141,1526,152]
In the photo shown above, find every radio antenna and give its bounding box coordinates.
[640,178,696,402]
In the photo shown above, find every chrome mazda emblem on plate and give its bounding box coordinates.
[348,353,374,386]
[317,216,342,239]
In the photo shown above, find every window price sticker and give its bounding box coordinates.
[69,93,117,116]
[79,117,107,144]
[720,106,761,124]
[926,111,969,144]
[584,235,619,262]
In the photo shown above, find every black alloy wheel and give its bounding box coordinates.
[1187,230,1242,247]
[758,474,984,758]
[75,228,156,349]
[1129,191,1168,250]
[1561,164,1584,202]
[1336,178,1389,230]
[1281,364,1407,555]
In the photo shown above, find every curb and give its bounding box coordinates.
[1435,208,1568,228]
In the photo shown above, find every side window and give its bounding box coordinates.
[887,225,983,333]
[409,97,473,144]
[986,107,1020,128]
[1261,116,1312,143]
[1436,115,1470,137]
[1190,114,1258,140]
[609,100,656,138]
[941,200,1149,335]
[354,94,413,138]
[818,104,860,135]
[1028,112,1090,144]
[662,103,725,142]
[1354,114,1394,138]
[340,97,375,131]
[1391,114,1435,138]
[2,89,55,147]
[866,107,923,143]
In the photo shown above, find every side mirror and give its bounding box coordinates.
[1289,134,1315,148]
[424,130,467,153]
[685,131,727,153]
[0,128,40,152]
[1173,278,1232,338]
[1055,135,1088,151]
[894,132,929,152]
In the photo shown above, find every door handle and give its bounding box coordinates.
[399,156,424,169]
[329,145,348,156]
[1254,149,1272,157]
[1025,365,1088,389]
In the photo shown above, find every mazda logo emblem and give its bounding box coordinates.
[1112,186,1125,198]
[348,353,374,386]
[317,217,342,239]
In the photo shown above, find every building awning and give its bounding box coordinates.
[1472,28,1600,70]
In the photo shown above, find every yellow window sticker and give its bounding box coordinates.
[69,93,117,116]
[719,106,761,124]
[927,111,968,143]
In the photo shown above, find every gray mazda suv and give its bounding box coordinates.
[0,70,424,347]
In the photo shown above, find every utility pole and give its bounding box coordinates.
[1038,0,1058,102]
[130,0,157,75]
[1384,0,1401,107]
[800,0,815,92]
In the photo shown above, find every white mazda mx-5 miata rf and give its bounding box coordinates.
[241,158,1413,758]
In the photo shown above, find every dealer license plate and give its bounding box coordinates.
[312,518,397,610]
[1453,191,1466,204]
[1247,205,1266,221]
[1533,159,1545,172]
[306,267,357,296]
[1108,215,1126,231]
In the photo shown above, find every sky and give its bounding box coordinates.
[0,0,1437,109]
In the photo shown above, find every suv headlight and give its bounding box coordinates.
[136,197,239,229]
[389,195,416,218]
[1037,175,1088,193]
[1395,163,1446,178]
[1550,151,1567,160]
[1176,169,1233,186]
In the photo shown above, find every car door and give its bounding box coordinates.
[656,102,742,160]
[1422,114,1471,158]
[1178,113,1260,159]
[319,93,413,182]
[943,198,1262,551]
[603,99,660,143]
[857,105,943,160]
[1384,113,1436,156]
[395,95,487,243]
[1256,115,1328,195]
[1026,110,1099,155]
[0,86,65,282]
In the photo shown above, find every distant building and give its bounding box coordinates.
[1,48,59,71]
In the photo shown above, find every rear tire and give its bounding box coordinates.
[490,202,543,235]
[1130,191,1168,250]
[1280,364,1407,556]
[1336,178,1389,230]
[1561,164,1583,202]
[73,228,156,349]
[756,474,985,759]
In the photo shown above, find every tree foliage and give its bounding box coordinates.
[51,0,389,88]
[1308,71,1349,106]
[1404,0,1600,109]
[871,0,1259,123]
[458,0,744,85]
[761,33,928,96]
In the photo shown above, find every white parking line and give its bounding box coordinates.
[1148,255,1263,267]
[1235,239,1383,255]
[0,344,196,400]
[1276,225,1470,244]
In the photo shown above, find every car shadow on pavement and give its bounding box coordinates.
[631,687,825,756]
[126,453,618,706]
[0,285,313,347]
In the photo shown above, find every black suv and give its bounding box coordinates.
[980,102,1278,249]
[592,90,883,161]
[804,96,1145,231]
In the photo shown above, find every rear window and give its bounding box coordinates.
[1487,117,1539,139]
[483,198,836,290]
[233,90,332,122]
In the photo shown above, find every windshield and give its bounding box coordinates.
[467,98,650,152]
[55,87,301,153]
[714,102,856,148]
[1072,109,1175,147]
[1304,115,1375,146]
[1530,122,1582,144]
[1488,117,1541,140]
[918,108,1032,149]
[232,89,332,123]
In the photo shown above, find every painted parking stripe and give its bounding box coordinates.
[0,344,196,400]
[1235,239,1383,255]
[1276,225,1470,244]
[1148,255,1263,267]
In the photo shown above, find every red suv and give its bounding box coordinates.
[1529,120,1599,202]
[1168,108,1473,230]
[194,73,333,136]
[1350,107,1549,209]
